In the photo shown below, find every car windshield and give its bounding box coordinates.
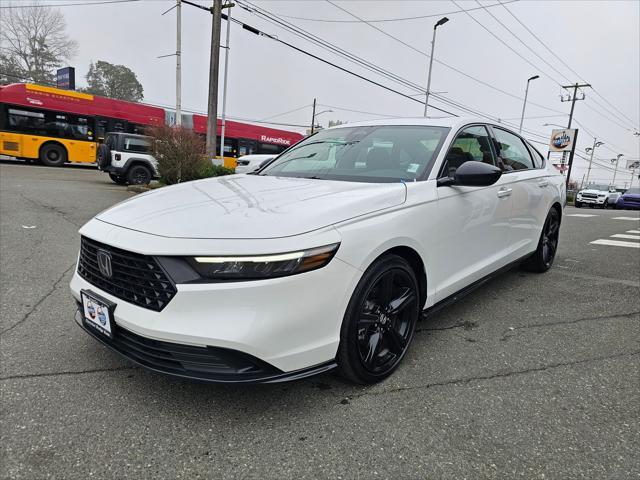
[624,187,640,194]
[260,125,450,182]
[585,184,609,191]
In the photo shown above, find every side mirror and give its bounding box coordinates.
[437,161,503,187]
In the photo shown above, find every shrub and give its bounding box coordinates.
[147,125,234,185]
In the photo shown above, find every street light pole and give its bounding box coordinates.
[518,75,539,133]
[584,138,604,187]
[176,0,182,126]
[423,17,449,118]
[611,154,623,187]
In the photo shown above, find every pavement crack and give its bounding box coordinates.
[0,262,76,336]
[499,310,640,340]
[19,192,83,228]
[0,366,135,381]
[350,351,640,400]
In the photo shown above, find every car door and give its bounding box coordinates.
[434,125,514,301]
[489,126,550,260]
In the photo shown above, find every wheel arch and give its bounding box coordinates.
[368,245,428,310]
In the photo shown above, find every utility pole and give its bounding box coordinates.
[560,82,590,189]
[310,98,317,135]
[206,0,223,162]
[219,3,232,159]
[584,137,604,186]
[176,0,182,126]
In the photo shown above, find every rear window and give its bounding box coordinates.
[123,137,151,153]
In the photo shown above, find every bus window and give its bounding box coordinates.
[257,142,284,155]
[7,108,46,135]
[238,138,257,156]
[216,136,237,157]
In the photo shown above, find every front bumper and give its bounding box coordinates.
[576,196,606,205]
[616,198,640,209]
[70,246,361,376]
[74,308,336,383]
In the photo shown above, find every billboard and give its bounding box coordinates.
[56,67,75,90]
[549,128,577,152]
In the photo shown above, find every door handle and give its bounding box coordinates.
[538,180,549,188]
[497,187,512,198]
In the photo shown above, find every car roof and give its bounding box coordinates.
[106,132,151,140]
[324,117,488,131]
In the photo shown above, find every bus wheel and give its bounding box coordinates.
[127,164,152,185]
[39,144,67,167]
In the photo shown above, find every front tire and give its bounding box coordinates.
[39,143,67,167]
[126,164,152,185]
[575,200,581,208]
[109,173,127,185]
[337,255,420,384]
[522,208,560,273]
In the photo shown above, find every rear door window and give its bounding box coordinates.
[492,128,535,171]
[123,137,151,153]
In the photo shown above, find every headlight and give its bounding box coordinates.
[187,243,340,281]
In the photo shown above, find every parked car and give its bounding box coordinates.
[70,118,565,384]
[97,132,158,185]
[234,154,276,174]
[574,184,617,208]
[615,187,640,209]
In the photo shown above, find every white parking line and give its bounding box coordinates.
[567,214,598,217]
[591,239,640,248]
[627,230,640,234]
[612,217,640,221]
[611,234,640,240]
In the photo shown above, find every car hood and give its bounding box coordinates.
[622,193,640,199]
[579,189,607,195]
[96,175,407,239]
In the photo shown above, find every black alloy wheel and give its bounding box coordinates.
[338,255,419,384]
[541,209,560,267]
[523,207,560,273]
[127,164,152,185]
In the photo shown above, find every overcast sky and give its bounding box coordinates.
[12,0,640,186]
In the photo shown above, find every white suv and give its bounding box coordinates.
[575,184,617,208]
[97,132,158,185]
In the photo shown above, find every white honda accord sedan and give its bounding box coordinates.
[70,118,565,384]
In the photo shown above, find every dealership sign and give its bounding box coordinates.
[549,129,577,152]
[56,67,75,90]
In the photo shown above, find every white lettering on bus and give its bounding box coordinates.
[260,135,291,146]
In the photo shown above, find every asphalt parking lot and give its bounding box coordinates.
[1,162,639,480]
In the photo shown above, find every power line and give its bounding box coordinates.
[500,1,639,128]
[320,0,566,115]
[259,104,311,121]
[318,104,402,118]
[0,0,139,8]
[271,0,519,24]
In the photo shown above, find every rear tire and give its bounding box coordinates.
[126,164,152,185]
[109,173,127,185]
[39,143,67,167]
[337,254,419,384]
[522,208,560,273]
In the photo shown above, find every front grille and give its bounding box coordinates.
[78,236,177,311]
[624,196,640,204]
[581,193,598,199]
[77,313,281,381]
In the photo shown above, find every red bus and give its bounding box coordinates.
[0,83,303,168]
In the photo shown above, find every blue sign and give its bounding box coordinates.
[56,67,75,90]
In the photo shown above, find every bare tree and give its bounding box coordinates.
[0,2,78,85]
